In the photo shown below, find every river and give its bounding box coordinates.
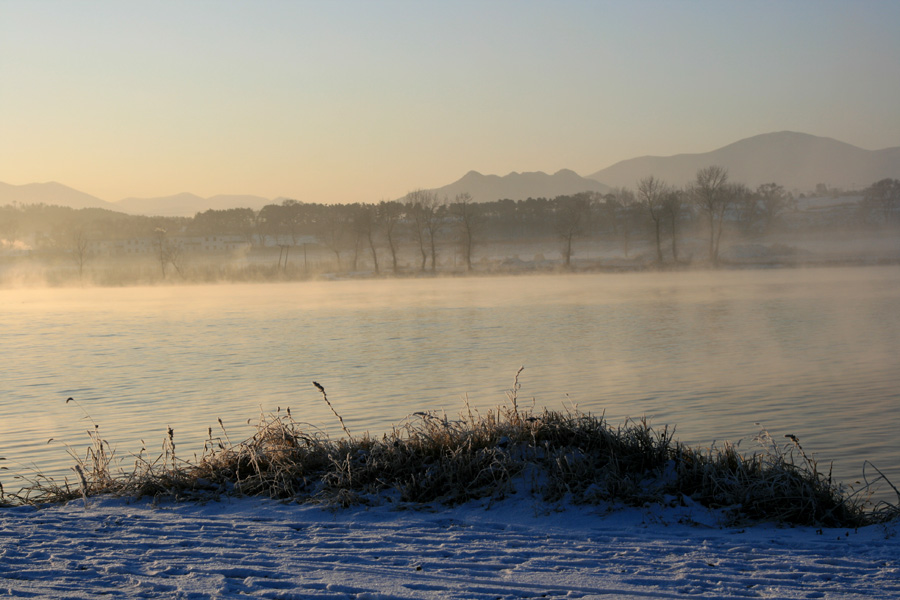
[2,266,898,500]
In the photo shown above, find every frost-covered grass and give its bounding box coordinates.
[4,384,898,528]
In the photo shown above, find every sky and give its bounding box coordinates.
[1,0,899,204]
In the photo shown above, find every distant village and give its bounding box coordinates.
[85,234,262,257]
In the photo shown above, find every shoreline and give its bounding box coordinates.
[3,250,899,290]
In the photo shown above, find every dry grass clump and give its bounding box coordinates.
[191,405,523,507]
[10,402,198,505]
[674,434,865,527]
[2,383,897,528]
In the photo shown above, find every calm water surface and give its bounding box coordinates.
[2,267,898,497]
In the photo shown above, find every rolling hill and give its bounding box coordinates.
[587,131,900,192]
[0,181,117,210]
[423,169,610,203]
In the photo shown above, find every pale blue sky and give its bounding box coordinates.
[2,1,898,203]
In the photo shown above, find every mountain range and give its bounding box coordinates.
[588,131,900,191]
[0,183,271,217]
[1,132,897,216]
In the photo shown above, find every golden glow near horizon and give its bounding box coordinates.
[1,1,899,203]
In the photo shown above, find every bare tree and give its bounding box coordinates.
[756,183,794,232]
[450,193,481,272]
[662,188,687,263]
[168,240,186,277]
[407,190,442,272]
[378,200,403,274]
[277,244,291,271]
[69,228,91,282]
[735,189,762,234]
[153,228,169,278]
[727,182,752,235]
[351,204,380,274]
[152,227,184,279]
[281,199,308,247]
[689,166,731,265]
[406,190,428,271]
[319,205,350,270]
[347,204,365,272]
[259,202,297,269]
[554,194,590,268]
[638,176,668,264]
[602,188,638,257]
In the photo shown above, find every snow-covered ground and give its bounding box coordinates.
[1,495,898,599]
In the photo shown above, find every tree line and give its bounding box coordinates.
[2,168,898,278]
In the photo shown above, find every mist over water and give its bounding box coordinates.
[2,267,898,499]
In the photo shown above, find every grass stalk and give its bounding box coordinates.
[2,385,897,528]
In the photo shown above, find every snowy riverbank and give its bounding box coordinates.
[2,495,898,599]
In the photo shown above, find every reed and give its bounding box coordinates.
[2,382,897,528]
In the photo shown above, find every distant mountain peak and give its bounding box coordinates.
[420,168,609,203]
[0,181,116,210]
[588,131,900,191]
